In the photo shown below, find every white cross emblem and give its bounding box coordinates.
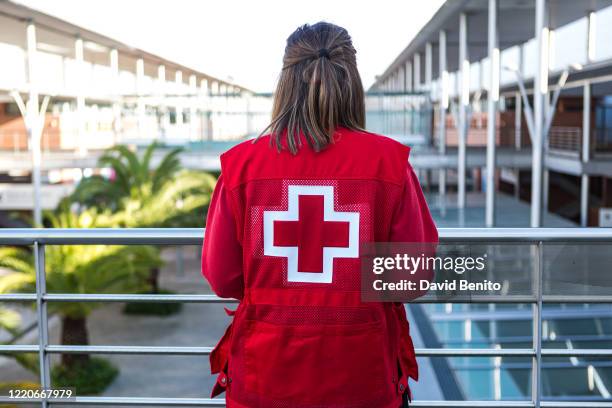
[263,185,360,283]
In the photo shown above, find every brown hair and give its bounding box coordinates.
[261,22,365,154]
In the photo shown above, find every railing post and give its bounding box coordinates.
[34,241,51,407]
[532,241,544,407]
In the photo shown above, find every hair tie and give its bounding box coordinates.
[317,48,330,59]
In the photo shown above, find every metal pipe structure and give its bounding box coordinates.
[1,228,612,407]
[531,0,548,227]
[26,21,42,227]
[486,0,499,227]
[1,227,612,244]
[581,82,591,227]
[458,13,469,209]
[438,30,448,202]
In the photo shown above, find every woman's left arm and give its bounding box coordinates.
[201,174,244,300]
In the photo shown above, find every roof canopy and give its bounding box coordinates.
[375,0,612,87]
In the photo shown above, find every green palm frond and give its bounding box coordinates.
[105,145,141,173]
[141,141,161,182]
[71,176,125,208]
[0,247,34,274]
[0,272,35,294]
[68,144,217,228]
[151,147,183,193]
[111,169,215,228]
[98,154,132,196]
[0,308,21,333]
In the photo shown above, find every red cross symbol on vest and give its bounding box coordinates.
[263,185,360,283]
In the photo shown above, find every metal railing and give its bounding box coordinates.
[1,228,612,407]
[548,126,582,155]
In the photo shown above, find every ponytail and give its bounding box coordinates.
[261,22,365,154]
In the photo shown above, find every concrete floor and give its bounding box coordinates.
[427,192,576,228]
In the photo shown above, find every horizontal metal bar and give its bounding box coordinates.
[0,344,39,352]
[0,228,204,246]
[417,348,612,357]
[1,397,610,408]
[541,404,612,408]
[3,293,611,304]
[438,228,612,242]
[541,349,612,357]
[0,293,37,301]
[1,227,612,246]
[4,344,611,359]
[417,295,537,303]
[43,293,235,303]
[45,345,213,355]
[542,295,612,304]
[0,397,226,406]
[410,403,533,408]
[417,348,533,357]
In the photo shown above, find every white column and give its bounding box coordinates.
[439,30,448,201]
[405,61,413,92]
[458,12,470,209]
[136,58,146,140]
[424,44,433,191]
[587,11,596,63]
[413,54,421,91]
[189,74,198,141]
[514,92,522,198]
[158,65,170,141]
[26,22,42,227]
[486,0,500,227]
[425,42,433,90]
[515,93,522,150]
[175,70,184,138]
[110,48,121,145]
[75,36,87,155]
[219,83,228,138]
[200,78,210,141]
[531,0,549,227]
[543,169,549,212]
[581,15,594,227]
[581,82,591,227]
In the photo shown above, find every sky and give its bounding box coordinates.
[15,0,444,92]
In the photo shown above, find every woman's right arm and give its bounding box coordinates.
[201,174,244,300]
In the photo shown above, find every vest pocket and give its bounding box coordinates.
[243,318,388,405]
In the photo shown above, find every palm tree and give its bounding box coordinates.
[0,306,39,374]
[71,143,216,301]
[110,169,217,228]
[71,142,184,211]
[0,204,161,370]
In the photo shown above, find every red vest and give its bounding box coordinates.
[209,128,423,408]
